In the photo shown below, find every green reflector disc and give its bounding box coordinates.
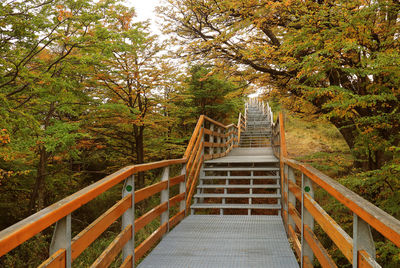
[126,185,133,192]
[304,186,310,192]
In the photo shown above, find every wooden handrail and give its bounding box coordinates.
[285,157,400,248]
[0,108,242,266]
[270,103,400,267]
[184,115,204,158]
[0,158,185,257]
[203,115,229,129]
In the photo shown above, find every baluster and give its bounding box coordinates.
[180,165,186,214]
[209,124,214,158]
[301,174,314,267]
[352,214,376,267]
[122,175,135,267]
[50,214,72,268]
[161,167,170,234]
[216,127,221,155]
[287,166,296,232]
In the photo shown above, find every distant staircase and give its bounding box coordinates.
[191,103,281,215]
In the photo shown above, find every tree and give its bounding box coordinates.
[185,65,244,122]
[86,6,174,188]
[0,0,117,213]
[158,0,400,170]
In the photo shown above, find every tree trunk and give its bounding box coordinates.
[329,117,390,170]
[134,125,145,188]
[28,146,48,213]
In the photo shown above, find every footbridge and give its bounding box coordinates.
[1,99,399,267]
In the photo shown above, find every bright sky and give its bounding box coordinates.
[127,0,161,34]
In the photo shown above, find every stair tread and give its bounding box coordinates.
[194,193,281,198]
[197,184,280,189]
[200,176,280,179]
[203,167,279,171]
[191,203,281,209]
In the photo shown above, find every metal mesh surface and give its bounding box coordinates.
[138,215,299,268]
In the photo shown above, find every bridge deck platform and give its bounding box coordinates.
[205,147,278,163]
[138,215,298,268]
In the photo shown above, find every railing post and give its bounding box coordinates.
[244,103,247,129]
[282,164,288,229]
[209,124,214,157]
[353,214,376,267]
[122,175,135,267]
[287,166,296,231]
[301,174,314,267]
[180,165,186,214]
[217,127,221,155]
[50,214,71,268]
[161,166,170,233]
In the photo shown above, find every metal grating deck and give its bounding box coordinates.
[138,215,299,268]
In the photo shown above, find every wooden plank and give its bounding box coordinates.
[0,158,186,257]
[38,249,65,268]
[135,193,184,233]
[288,180,353,262]
[169,174,185,187]
[135,202,168,233]
[204,128,225,138]
[203,128,213,136]
[204,154,213,160]
[289,201,338,267]
[134,159,186,173]
[0,165,133,257]
[288,202,301,229]
[135,175,184,205]
[288,224,301,258]
[169,193,185,207]
[186,128,204,179]
[303,256,313,268]
[279,113,288,158]
[358,250,379,268]
[184,115,204,158]
[169,210,185,228]
[120,255,133,268]
[135,181,167,204]
[91,224,132,268]
[204,115,227,129]
[135,222,168,262]
[285,157,400,248]
[186,155,204,210]
[71,195,131,260]
[203,142,224,148]
[186,142,203,191]
[304,224,338,268]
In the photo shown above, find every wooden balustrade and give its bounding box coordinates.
[0,108,242,267]
[270,107,400,268]
[0,111,243,267]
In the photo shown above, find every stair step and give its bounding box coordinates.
[194,193,281,198]
[191,203,281,210]
[197,184,280,189]
[203,167,279,171]
[201,176,280,180]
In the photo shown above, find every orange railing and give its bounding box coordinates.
[268,103,400,267]
[0,113,241,267]
[184,115,242,212]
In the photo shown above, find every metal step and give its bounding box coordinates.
[190,203,281,210]
[200,176,280,180]
[197,184,280,189]
[203,167,279,171]
[194,193,281,198]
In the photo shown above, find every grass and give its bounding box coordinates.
[282,113,400,267]
[284,114,353,178]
